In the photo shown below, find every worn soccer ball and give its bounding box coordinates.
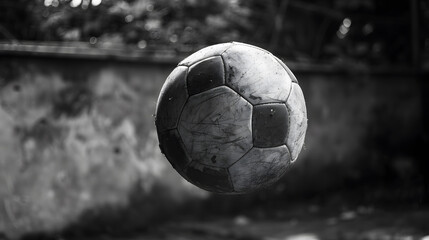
[155,42,307,194]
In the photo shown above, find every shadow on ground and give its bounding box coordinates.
[18,180,429,240]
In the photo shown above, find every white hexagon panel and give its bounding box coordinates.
[222,42,293,105]
[229,146,291,193]
[178,86,253,168]
[286,83,308,161]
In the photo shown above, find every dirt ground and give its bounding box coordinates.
[145,208,429,240]
[50,205,426,240]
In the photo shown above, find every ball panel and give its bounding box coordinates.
[185,161,233,193]
[286,83,307,161]
[273,56,298,84]
[187,56,225,96]
[230,41,269,53]
[158,129,191,171]
[179,42,234,67]
[229,146,291,193]
[252,103,289,148]
[155,66,188,132]
[222,44,292,105]
[178,86,253,168]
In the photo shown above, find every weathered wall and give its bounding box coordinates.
[0,55,424,238]
[290,73,422,196]
[0,56,208,239]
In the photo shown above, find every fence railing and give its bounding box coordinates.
[0,41,424,75]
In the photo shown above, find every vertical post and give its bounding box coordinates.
[411,0,429,205]
[270,0,290,51]
[410,0,420,71]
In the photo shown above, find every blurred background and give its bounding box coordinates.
[0,0,429,239]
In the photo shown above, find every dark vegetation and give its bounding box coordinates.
[1,0,428,66]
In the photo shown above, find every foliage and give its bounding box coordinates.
[0,0,427,64]
[0,0,251,52]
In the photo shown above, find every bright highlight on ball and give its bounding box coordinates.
[155,42,307,194]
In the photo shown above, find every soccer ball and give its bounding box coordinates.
[155,42,307,194]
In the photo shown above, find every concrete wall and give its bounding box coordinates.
[0,54,424,238]
[292,73,423,195]
[0,56,209,238]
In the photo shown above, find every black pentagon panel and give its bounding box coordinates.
[273,56,298,84]
[252,104,289,148]
[185,161,234,193]
[187,56,225,96]
[158,129,191,171]
[155,66,188,132]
